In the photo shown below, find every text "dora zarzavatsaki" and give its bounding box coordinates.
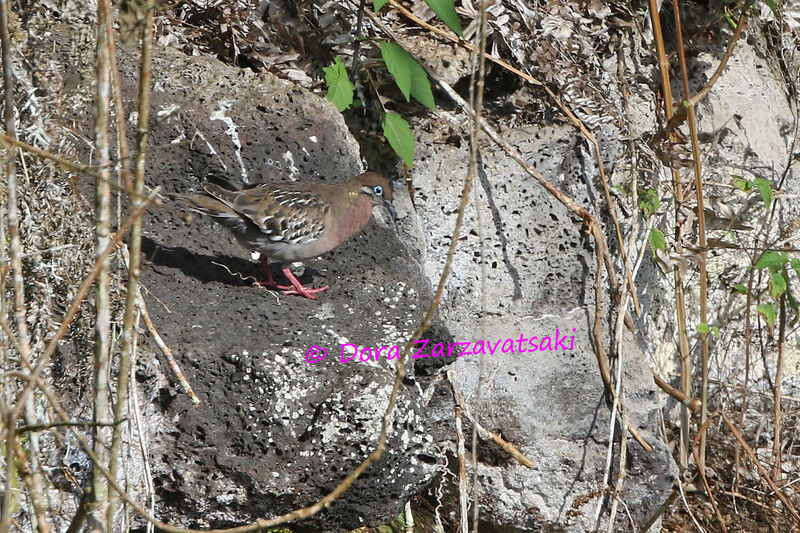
[304,329,577,364]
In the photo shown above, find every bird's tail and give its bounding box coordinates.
[178,192,235,217]
[174,187,251,235]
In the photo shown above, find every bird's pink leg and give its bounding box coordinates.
[256,257,293,291]
[255,256,328,299]
[281,267,329,300]
[259,256,278,286]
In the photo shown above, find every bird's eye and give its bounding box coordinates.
[373,185,384,196]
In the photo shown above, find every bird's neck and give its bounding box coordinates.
[336,192,373,242]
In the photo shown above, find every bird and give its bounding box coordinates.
[182,172,396,299]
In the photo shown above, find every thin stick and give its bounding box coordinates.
[602,64,642,520]
[687,6,751,107]
[18,420,123,433]
[606,399,628,533]
[0,1,50,530]
[449,372,534,468]
[89,2,114,528]
[403,501,413,533]
[129,307,156,533]
[12,439,50,533]
[467,1,490,531]
[350,0,367,80]
[455,407,469,533]
[648,0,692,469]
[653,371,701,412]
[0,134,157,202]
[773,295,786,481]
[0,0,17,525]
[107,0,156,527]
[137,294,201,406]
[673,0,710,469]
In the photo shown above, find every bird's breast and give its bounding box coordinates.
[333,198,374,244]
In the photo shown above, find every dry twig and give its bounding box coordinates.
[107,0,156,527]
[136,294,200,406]
[449,371,534,468]
[89,3,115,528]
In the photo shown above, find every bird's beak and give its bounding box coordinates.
[382,199,397,221]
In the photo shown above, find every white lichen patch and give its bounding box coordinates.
[282,150,299,179]
[210,99,248,181]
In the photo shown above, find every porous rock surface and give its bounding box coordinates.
[412,119,677,531]
[128,48,438,530]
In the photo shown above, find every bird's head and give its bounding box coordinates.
[353,171,396,220]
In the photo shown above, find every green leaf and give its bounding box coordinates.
[639,188,660,219]
[790,258,800,279]
[732,176,753,192]
[771,270,787,299]
[712,326,720,338]
[723,9,737,29]
[732,283,748,295]
[648,228,666,257]
[381,43,412,101]
[424,0,463,37]
[697,323,710,334]
[787,290,799,326]
[409,64,436,109]
[758,302,776,328]
[373,0,390,10]
[381,43,436,109]
[764,0,780,17]
[754,251,788,270]
[383,112,414,167]
[323,56,354,112]
[753,177,773,213]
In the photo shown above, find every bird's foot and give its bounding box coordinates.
[281,267,328,299]
[281,284,330,299]
[255,279,329,299]
[256,260,329,300]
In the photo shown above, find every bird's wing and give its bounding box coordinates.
[204,183,330,245]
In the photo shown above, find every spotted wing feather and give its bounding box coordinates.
[204,183,329,245]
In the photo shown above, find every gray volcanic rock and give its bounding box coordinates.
[122,48,438,530]
[412,118,677,531]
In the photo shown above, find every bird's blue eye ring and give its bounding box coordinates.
[373,185,384,196]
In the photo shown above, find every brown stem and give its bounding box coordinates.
[648,0,693,469]
[467,1,490,531]
[691,416,729,533]
[89,2,114,529]
[0,2,50,531]
[772,294,786,481]
[672,0,710,470]
[106,0,156,528]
